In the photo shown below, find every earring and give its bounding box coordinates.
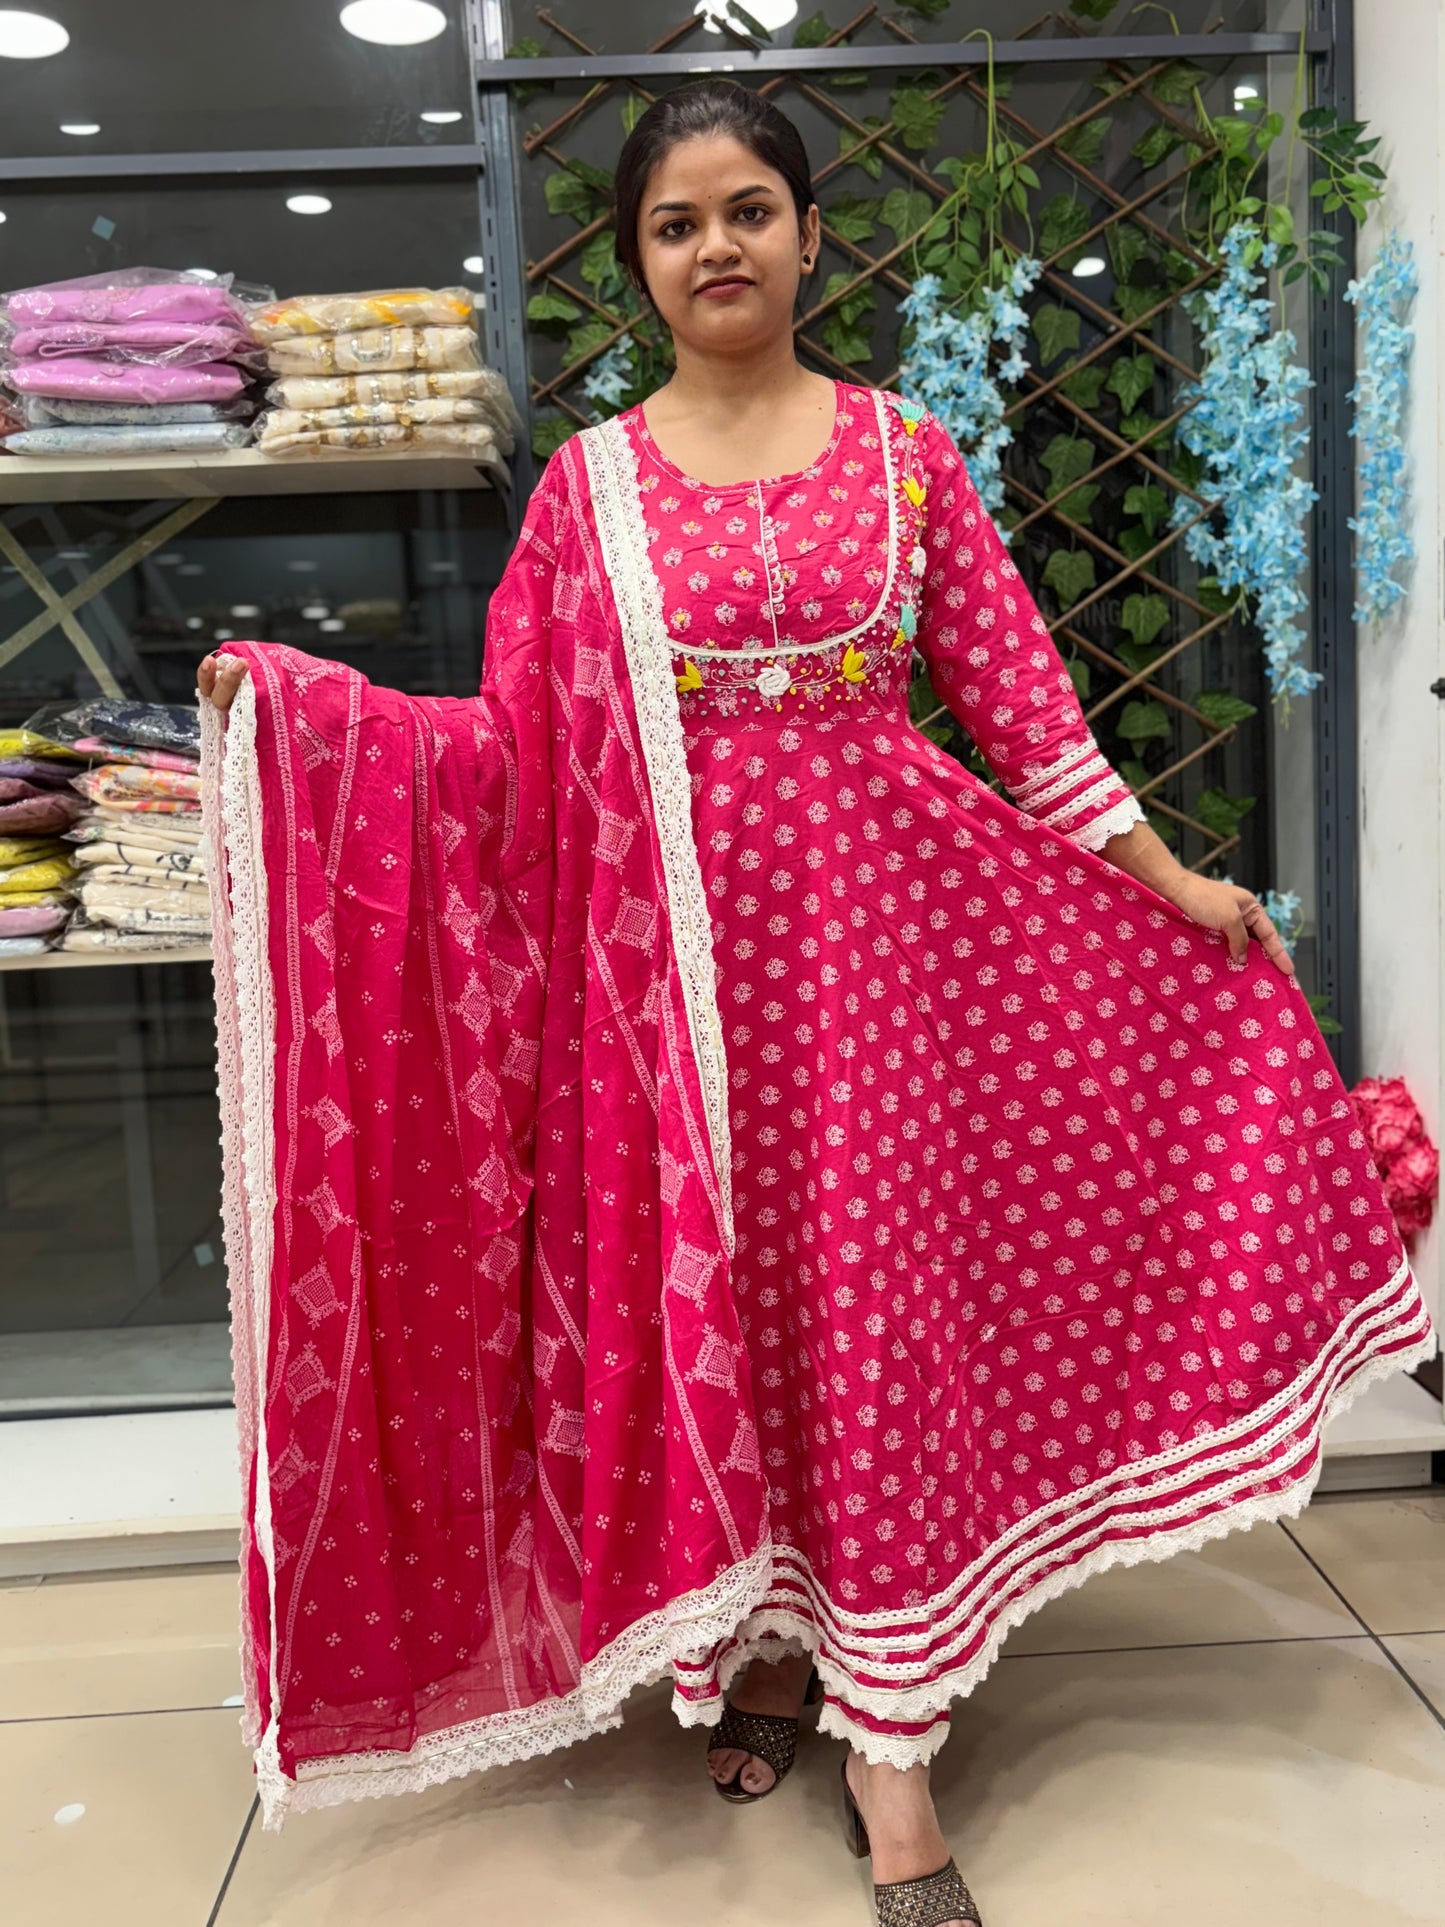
[801,253,811,266]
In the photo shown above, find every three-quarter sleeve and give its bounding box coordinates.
[909,409,1145,855]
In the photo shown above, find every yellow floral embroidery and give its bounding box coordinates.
[675,659,703,694]
[902,475,926,509]
[840,645,869,682]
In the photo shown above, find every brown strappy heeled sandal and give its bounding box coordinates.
[705,1665,823,1804]
[842,1758,983,1926]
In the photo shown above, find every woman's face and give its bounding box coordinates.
[635,133,818,355]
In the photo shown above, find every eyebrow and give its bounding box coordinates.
[647,183,777,215]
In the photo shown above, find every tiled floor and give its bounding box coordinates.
[4,1489,1444,1927]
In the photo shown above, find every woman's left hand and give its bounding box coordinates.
[1166,874,1295,977]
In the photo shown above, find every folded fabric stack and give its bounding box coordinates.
[250,286,519,459]
[0,272,261,458]
[38,698,210,952]
[0,728,86,955]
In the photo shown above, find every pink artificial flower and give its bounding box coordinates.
[1348,1075,1439,1251]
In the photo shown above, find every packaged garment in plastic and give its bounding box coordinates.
[4,358,250,405]
[256,420,502,459]
[0,835,64,868]
[35,698,201,754]
[67,814,203,855]
[73,839,206,878]
[4,271,248,331]
[0,902,67,936]
[4,421,253,457]
[0,855,74,895]
[250,287,474,343]
[0,728,83,761]
[264,397,495,433]
[9,320,257,364]
[21,395,255,427]
[263,326,482,378]
[70,738,199,774]
[0,756,87,788]
[266,367,498,410]
[72,764,203,805]
[0,791,84,833]
[0,935,49,955]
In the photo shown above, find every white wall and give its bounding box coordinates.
[1354,0,1444,1330]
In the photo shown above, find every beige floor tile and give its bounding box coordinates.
[1284,1487,1445,1634]
[0,1565,243,1718]
[1003,1520,1360,1657]
[0,1706,255,1927]
[217,1639,1445,1927]
[1382,1632,1445,1721]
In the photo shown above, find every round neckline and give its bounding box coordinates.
[629,379,846,493]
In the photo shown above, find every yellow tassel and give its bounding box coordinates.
[902,476,926,509]
[904,418,919,436]
[675,659,703,693]
[891,627,906,649]
[840,645,868,683]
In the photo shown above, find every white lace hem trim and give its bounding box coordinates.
[1066,790,1146,853]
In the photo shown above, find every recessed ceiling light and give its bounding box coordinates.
[463,254,484,274]
[286,193,332,216]
[155,553,184,566]
[0,11,69,59]
[52,1803,85,1825]
[339,1,447,46]
[0,212,7,225]
[56,547,88,559]
[230,603,261,618]
[319,617,347,632]
[695,0,797,30]
[185,267,218,280]
[177,563,205,576]
[1233,82,1260,105]
[421,109,463,124]
[214,628,233,641]
[1072,255,1107,278]
[60,121,101,137]
[186,616,205,630]
[300,602,330,619]
[287,559,318,572]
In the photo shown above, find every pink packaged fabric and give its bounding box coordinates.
[0,791,84,833]
[70,738,200,774]
[4,359,248,404]
[0,903,67,936]
[72,764,202,805]
[10,320,257,365]
[7,281,245,330]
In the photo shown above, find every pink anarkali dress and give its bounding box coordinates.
[204,381,1433,1825]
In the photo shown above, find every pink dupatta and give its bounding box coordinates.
[204,434,768,1828]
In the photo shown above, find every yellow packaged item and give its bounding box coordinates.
[250,287,475,344]
[0,856,76,895]
[0,836,65,869]
[0,730,84,760]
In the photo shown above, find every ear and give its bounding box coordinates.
[800,201,821,274]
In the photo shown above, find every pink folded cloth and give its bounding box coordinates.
[71,764,202,805]
[10,321,256,364]
[70,738,200,774]
[0,903,67,936]
[0,792,85,833]
[7,282,244,329]
[0,778,43,804]
[4,358,248,404]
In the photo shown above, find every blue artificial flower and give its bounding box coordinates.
[582,336,637,417]
[1173,226,1320,704]
[1346,230,1418,625]
[1259,888,1303,956]
[898,260,1043,532]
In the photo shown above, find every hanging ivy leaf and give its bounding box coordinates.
[819,271,876,365]
[565,157,614,194]
[1106,222,1150,285]
[506,36,552,105]
[879,187,934,247]
[1195,788,1257,838]
[793,9,832,45]
[1060,362,1107,408]
[564,317,616,364]
[1121,592,1170,650]
[892,86,945,153]
[1116,638,1164,673]
[1114,284,1160,327]
[1038,193,1092,266]
[578,231,622,294]
[1195,576,1239,615]
[1132,125,1183,170]
[1117,527,1153,564]
[1171,444,1206,492]
[1119,409,1164,447]
[726,1,772,38]
[1106,352,1155,414]
[840,119,885,180]
[1056,114,1113,168]
[825,192,881,243]
[1041,435,1094,497]
[1117,699,1171,754]
[1066,657,1092,700]
[1151,61,1209,106]
[527,289,582,326]
[1120,758,1152,793]
[1307,991,1344,1037]
[1042,548,1096,608]
[1069,0,1119,19]
[1195,689,1259,729]
[620,94,646,135]
[1122,482,1169,537]
[531,414,578,459]
[544,170,595,225]
[1058,483,1101,527]
[1032,304,1081,366]
[895,0,951,14]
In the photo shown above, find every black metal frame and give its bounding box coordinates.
[0,7,1363,1064]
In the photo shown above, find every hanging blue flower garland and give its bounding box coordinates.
[898,257,1042,531]
[1172,224,1319,705]
[1345,230,1418,625]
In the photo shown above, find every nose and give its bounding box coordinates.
[696,215,742,268]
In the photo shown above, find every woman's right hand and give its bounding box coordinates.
[198,653,249,712]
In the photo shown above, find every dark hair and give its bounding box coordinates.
[613,80,813,298]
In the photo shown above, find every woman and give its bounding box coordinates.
[200,82,1432,1927]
